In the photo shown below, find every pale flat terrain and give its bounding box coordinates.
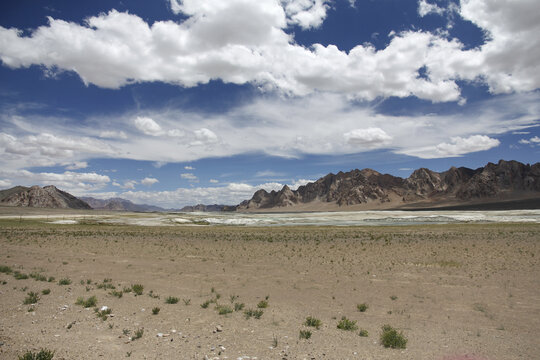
[0,219,539,359]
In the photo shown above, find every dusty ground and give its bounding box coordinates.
[0,219,539,360]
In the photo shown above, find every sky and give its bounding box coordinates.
[0,0,539,208]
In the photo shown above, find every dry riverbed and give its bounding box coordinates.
[0,219,539,359]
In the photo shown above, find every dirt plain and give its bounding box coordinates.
[0,217,539,360]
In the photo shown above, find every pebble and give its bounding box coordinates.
[100,306,108,311]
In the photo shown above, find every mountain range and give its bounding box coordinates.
[1,160,539,211]
[237,160,540,211]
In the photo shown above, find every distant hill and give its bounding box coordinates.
[179,204,235,212]
[0,185,92,209]
[80,197,167,212]
[237,160,540,211]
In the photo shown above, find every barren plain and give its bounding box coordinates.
[0,216,539,359]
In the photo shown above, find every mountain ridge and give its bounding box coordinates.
[0,185,92,209]
[237,160,540,211]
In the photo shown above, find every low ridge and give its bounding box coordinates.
[0,185,91,209]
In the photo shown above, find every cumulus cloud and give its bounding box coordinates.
[184,165,195,170]
[134,116,163,136]
[209,179,219,183]
[122,180,137,190]
[0,179,12,188]
[1,1,538,102]
[141,177,159,186]
[192,128,218,146]
[418,0,445,17]
[519,136,540,145]
[344,128,392,148]
[0,169,110,193]
[99,130,128,139]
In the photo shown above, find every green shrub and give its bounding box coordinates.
[337,316,358,331]
[109,290,123,298]
[359,329,369,337]
[152,307,160,315]
[14,271,29,280]
[234,302,245,311]
[305,316,322,329]
[299,330,312,339]
[75,295,97,308]
[18,349,55,360]
[95,307,112,321]
[357,303,368,312]
[201,300,211,308]
[216,305,233,315]
[58,278,71,286]
[24,291,40,305]
[165,296,179,304]
[41,289,51,295]
[244,308,263,319]
[132,328,144,340]
[257,300,268,308]
[380,325,407,349]
[131,284,144,295]
[0,265,12,274]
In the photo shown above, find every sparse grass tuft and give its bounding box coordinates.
[305,316,322,329]
[165,296,179,304]
[18,349,55,360]
[337,316,358,331]
[95,307,112,321]
[390,295,398,301]
[359,329,369,337]
[0,265,12,274]
[30,272,47,282]
[14,271,29,280]
[109,290,123,298]
[183,298,191,305]
[244,308,263,319]
[24,291,40,305]
[357,303,368,312]
[257,300,268,308]
[132,328,144,341]
[58,278,71,286]
[216,304,233,315]
[299,330,312,339]
[41,289,51,295]
[75,295,97,308]
[234,302,245,311]
[152,307,160,315]
[201,300,211,308]
[131,284,144,296]
[380,324,407,349]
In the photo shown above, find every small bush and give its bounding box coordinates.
[96,307,112,321]
[234,302,245,311]
[244,308,263,319]
[359,329,369,337]
[152,307,160,315]
[390,295,398,301]
[165,296,179,304]
[75,295,97,308]
[305,316,322,329]
[131,284,144,296]
[132,328,144,341]
[24,291,40,305]
[201,300,211,308]
[0,265,12,274]
[299,330,312,339]
[41,289,51,295]
[14,271,29,280]
[216,305,233,315]
[58,278,71,286]
[183,298,191,305]
[18,349,55,360]
[380,325,407,349]
[30,273,47,282]
[357,303,368,312]
[47,276,55,283]
[337,316,358,331]
[109,290,123,298]
[257,300,268,308]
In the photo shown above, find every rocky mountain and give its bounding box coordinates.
[80,197,167,212]
[237,160,540,211]
[0,185,92,209]
[179,204,235,212]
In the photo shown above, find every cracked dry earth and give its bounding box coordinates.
[0,220,539,359]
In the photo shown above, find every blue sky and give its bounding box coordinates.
[0,0,539,207]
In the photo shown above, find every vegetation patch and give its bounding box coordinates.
[75,295,98,308]
[165,296,179,304]
[357,303,368,312]
[299,330,312,339]
[18,349,55,360]
[304,316,322,329]
[24,291,40,305]
[337,316,358,331]
[380,324,407,349]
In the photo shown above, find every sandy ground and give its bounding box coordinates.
[0,219,539,360]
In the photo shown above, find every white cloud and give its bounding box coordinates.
[0,179,12,188]
[344,127,392,148]
[141,177,159,186]
[0,170,110,193]
[255,170,285,178]
[99,130,128,139]
[209,179,219,183]
[519,136,540,145]
[184,165,195,170]
[181,173,198,181]
[1,1,538,102]
[192,128,218,146]
[134,116,163,136]
[64,161,88,170]
[122,180,137,190]
[402,135,501,158]
[418,0,445,17]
